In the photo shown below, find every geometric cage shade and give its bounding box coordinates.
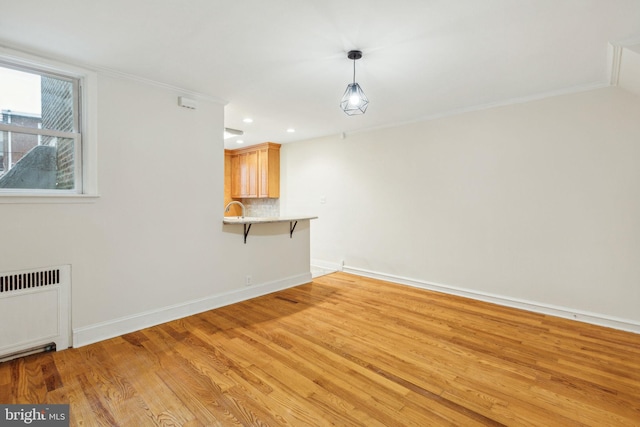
[340,82,369,115]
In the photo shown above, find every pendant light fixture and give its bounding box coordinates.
[340,50,369,115]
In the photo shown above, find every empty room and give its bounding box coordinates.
[1,1,639,426]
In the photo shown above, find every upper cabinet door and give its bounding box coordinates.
[228,143,280,199]
[246,150,258,197]
[258,146,282,198]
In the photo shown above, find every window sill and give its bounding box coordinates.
[0,194,100,204]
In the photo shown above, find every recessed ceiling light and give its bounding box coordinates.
[236,139,244,144]
[287,128,295,133]
[243,118,253,123]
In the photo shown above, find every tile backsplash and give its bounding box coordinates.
[242,198,280,217]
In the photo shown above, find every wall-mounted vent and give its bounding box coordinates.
[0,269,60,293]
[0,266,70,362]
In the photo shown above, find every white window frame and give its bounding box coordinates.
[0,47,98,203]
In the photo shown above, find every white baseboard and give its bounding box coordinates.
[73,272,312,347]
[341,265,640,335]
[311,259,342,272]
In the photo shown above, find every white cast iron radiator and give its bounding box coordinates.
[0,266,71,362]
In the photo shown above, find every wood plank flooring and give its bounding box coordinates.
[1,272,639,426]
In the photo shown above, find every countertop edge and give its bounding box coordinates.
[222,216,318,225]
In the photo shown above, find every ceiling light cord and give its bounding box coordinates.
[352,58,356,85]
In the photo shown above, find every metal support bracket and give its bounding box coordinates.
[233,220,303,243]
[243,223,252,244]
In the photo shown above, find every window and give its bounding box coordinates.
[0,53,95,197]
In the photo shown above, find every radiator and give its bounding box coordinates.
[0,266,71,362]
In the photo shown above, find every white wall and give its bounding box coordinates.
[281,87,640,330]
[0,71,311,346]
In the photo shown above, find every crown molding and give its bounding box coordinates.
[339,81,608,140]
[0,41,226,105]
[95,67,227,105]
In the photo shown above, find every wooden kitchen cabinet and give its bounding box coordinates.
[229,142,280,198]
[257,144,280,198]
[231,150,258,198]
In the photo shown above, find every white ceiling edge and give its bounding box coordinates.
[96,67,228,106]
[292,39,640,145]
[298,81,610,143]
[0,41,227,106]
[4,31,638,150]
[231,79,612,148]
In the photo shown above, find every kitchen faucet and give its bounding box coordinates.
[224,201,246,218]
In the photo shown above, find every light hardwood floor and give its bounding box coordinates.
[1,272,639,426]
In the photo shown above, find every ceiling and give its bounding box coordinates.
[1,1,639,148]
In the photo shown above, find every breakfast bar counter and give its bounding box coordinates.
[223,215,317,243]
[223,215,317,224]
